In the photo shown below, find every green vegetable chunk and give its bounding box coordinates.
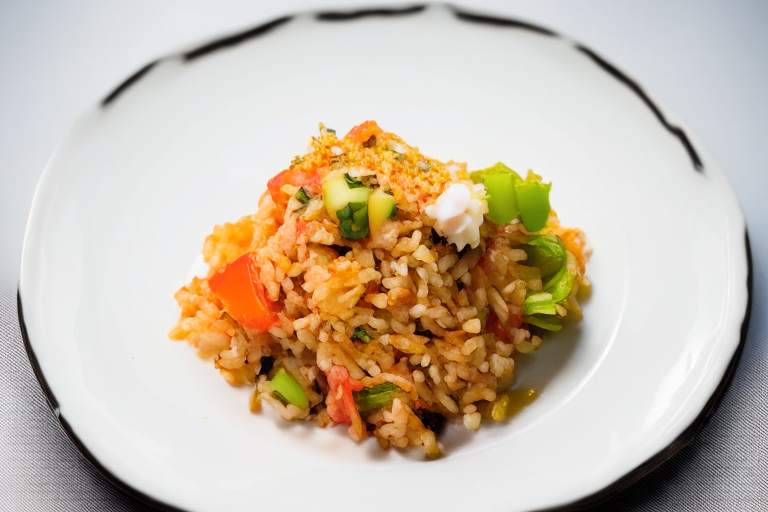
[337,201,369,240]
[525,314,563,331]
[470,162,522,226]
[295,187,310,205]
[368,187,398,234]
[524,292,557,316]
[522,251,578,330]
[270,368,309,409]
[521,235,566,279]
[543,263,576,303]
[343,173,366,189]
[351,326,373,344]
[484,172,519,225]
[353,383,401,414]
[323,174,374,240]
[515,173,551,232]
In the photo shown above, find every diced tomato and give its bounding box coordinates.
[344,120,383,144]
[487,310,524,343]
[208,252,279,331]
[326,365,364,430]
[487,311,507,341]
[267,168,322,206]
[296,219,308,235]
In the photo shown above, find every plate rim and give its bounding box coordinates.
[17,4,753,511]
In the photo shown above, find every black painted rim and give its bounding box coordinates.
[20,4,751,511]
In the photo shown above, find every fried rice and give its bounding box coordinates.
[169,121,589,458]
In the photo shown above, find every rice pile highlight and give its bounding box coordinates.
[169,121,589,457]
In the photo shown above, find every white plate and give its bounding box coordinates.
[19,5,751,512]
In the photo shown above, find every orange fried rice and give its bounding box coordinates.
[169,121,589,457]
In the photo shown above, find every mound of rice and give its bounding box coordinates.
[169,121,588,458]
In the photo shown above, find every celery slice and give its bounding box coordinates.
[270,368,309,409]
[515,179,551,232]
[484,172,519,225]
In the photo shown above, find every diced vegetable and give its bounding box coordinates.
[326,366,365,433]
[208,252,278,331]
[524,293,557,316]
[352,383,401,414]
[521,235,566,279]
[351,326,373,344]
[524,314,563,331]
[337,201,370,240]
[470,163,522,225]
[484,172,520,225]
[322,174,373,223]
[515,171,551,232]
[270,368,309,409]
[267,168,322,206]
[368,187,397,234]
[522,251,577,330]
[295,187,310,205]
[470,162,552,232]
[543,262,576,303]
[344,173,366,189]
[345,120,383,144]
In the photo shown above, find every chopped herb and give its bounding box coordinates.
[394,153,406,162]
[351,326,373,344]
[387,205,398,220]
[336,201,369,240]
[291,156,303,165]
[363,135,377,147]
[327,128,336,134]
[343,173,366,188]
[353,383,401,414]
[295,187,310,205]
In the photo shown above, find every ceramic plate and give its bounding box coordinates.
[19,5,751,512]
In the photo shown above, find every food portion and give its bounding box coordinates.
[169,121,589,457]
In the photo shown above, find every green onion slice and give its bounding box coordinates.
[353,383,402,414]
[351,326,373,344]
[295,187,310,205]
[270,368,309,409]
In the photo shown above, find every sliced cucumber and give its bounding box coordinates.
[368,187,397,234]
[323,174,373,223]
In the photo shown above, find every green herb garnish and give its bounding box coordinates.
[353,383,401,414]
[351,326,372,344]
[295,187,310,205]
[343,173,366,188]
[336,201,369,240]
